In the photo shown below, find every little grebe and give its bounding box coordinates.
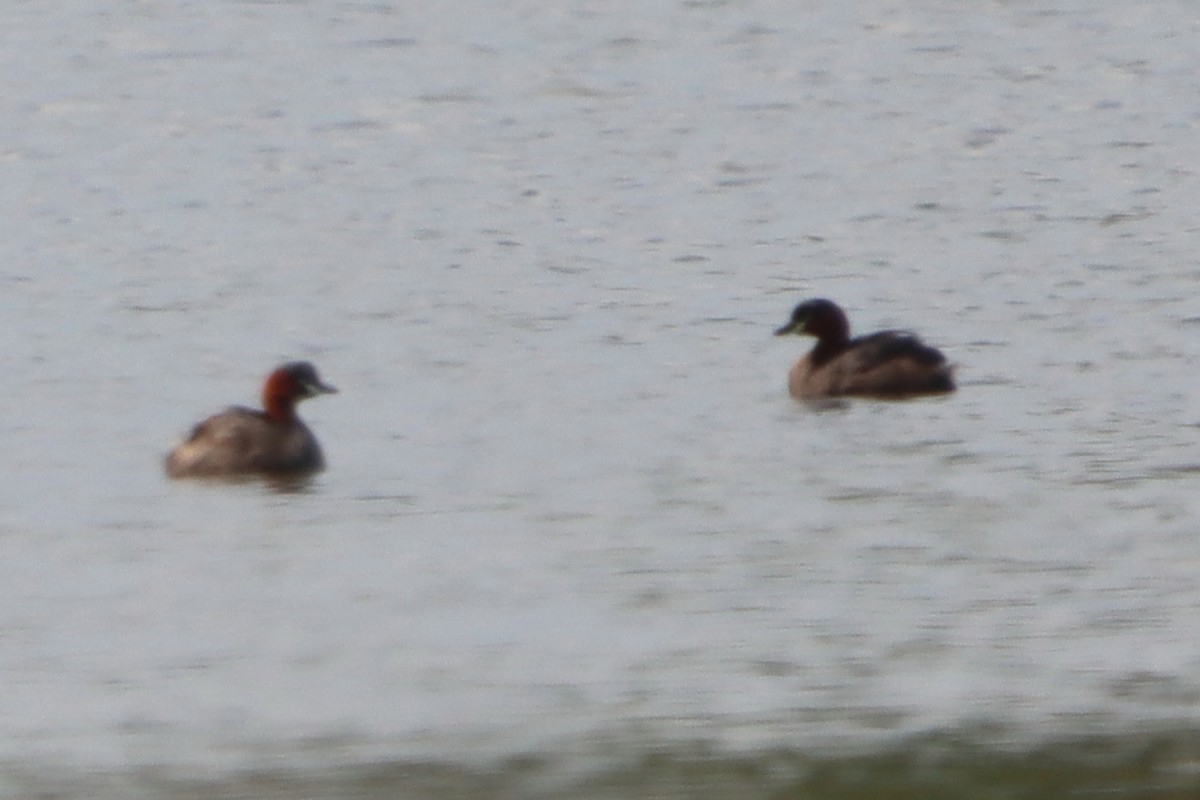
[165,361,337,478]
[774,299,955,399]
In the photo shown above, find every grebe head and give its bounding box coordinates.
[262,361,337,422]
[774,298,850,343]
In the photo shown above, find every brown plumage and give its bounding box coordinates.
[774,299,955,400]
[165,362,337,478]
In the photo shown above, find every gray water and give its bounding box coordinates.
[3,1,1200,797]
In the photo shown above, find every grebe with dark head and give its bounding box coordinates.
[774,299,955,399]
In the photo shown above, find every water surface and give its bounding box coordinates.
[3,1,1200,797]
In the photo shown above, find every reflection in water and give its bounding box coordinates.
[164,471,321,495]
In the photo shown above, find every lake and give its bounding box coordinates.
[2,1,1200,797]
